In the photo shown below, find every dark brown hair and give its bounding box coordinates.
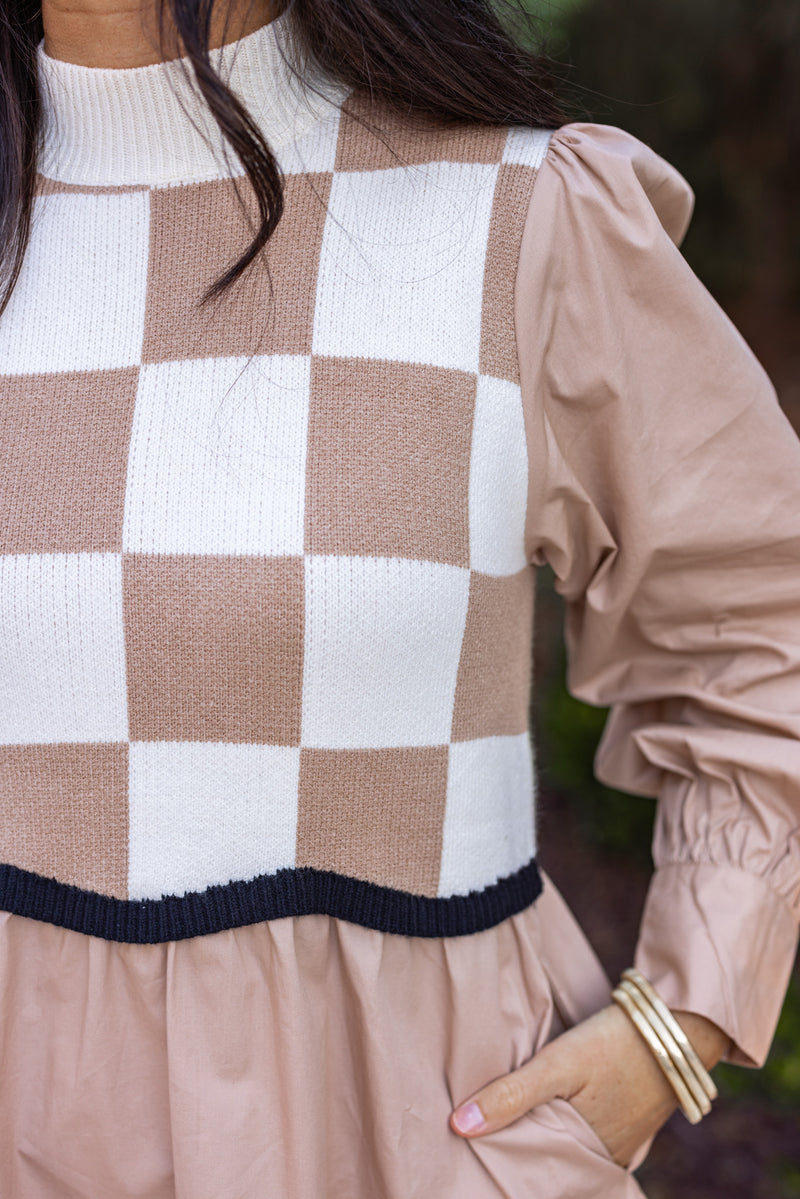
[0,0,566,316]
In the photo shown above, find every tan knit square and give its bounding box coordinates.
[334,93,508,173]
[295,745,449,896]
[450,568,534,741]
[143,172,332,363]
[479,162,538,383]
[123,553,305,744]
[0,743,128,898]
[304,356,474,566]
[0,368,139,553]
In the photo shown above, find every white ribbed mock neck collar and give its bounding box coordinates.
[36,15,347,187]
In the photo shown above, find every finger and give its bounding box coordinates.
[450,1040,577,1138]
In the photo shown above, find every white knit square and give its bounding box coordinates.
[468,375,529,575]
[312,161,500,371]
[438,733,536,897]
[502,127,553,169]
[0,192,149,375]
[276,106,342,175]
[0,553,128,744]
[123,354,311,555]
[301,555,471,748]
[127,741,301,901]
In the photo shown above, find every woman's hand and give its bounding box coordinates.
[449,1004,730,1167]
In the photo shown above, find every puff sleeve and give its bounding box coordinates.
[516,122,800,1068]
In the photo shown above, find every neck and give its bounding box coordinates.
[41,0,275,69]
[35,13,349,188]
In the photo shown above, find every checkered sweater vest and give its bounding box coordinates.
[0,20,554,942]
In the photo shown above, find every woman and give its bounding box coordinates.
[0,0,798,1194]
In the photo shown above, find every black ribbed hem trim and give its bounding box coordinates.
[0,859,543,943]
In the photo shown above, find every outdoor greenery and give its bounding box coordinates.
[521,0,800,395]
[517,0,800,1180]
[716,972,800,1108]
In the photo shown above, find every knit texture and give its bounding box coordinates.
[0,20,552,941]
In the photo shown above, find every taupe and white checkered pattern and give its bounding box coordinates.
[0,88,551,926]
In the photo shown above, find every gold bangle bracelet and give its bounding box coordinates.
[611,986,704,1124]
[621,968,718,1102]
[616,979,712,1117]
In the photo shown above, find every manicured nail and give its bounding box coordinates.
[452,1102,485,1134]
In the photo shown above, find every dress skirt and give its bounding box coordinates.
[0,873,646,1198]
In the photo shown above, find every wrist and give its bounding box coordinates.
[671,1009,731,1070]
[611,968,720,1125]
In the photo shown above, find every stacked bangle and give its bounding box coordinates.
[611,967,718,1125]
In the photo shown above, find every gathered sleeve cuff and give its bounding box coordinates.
[514,122,800,1067]
[634,863,796,1066]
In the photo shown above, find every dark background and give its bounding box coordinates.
[520,1,800,1194]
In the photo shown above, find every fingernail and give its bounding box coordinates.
[452,1102,485,1134]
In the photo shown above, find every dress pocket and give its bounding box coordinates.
[533,872,615,1029]
[553,1095,657,1178]
[545,1096,622,1166]
[444,877,650,1196]
[533,874,657,1176]
[464,1096,647,1199]
[525,1099,647,1197]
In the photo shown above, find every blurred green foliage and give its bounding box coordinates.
[537,638,654,870]
[773,1158,800,1199]
[518,0,800,402]
[533,566,654,869]
[716,972,800,1108]
[523,0,800,1127]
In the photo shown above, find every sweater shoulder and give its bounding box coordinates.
[332,92,554,176]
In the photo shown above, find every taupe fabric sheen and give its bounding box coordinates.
[0,877,648,1198]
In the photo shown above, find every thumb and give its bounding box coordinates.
[449,1040,576,1139]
